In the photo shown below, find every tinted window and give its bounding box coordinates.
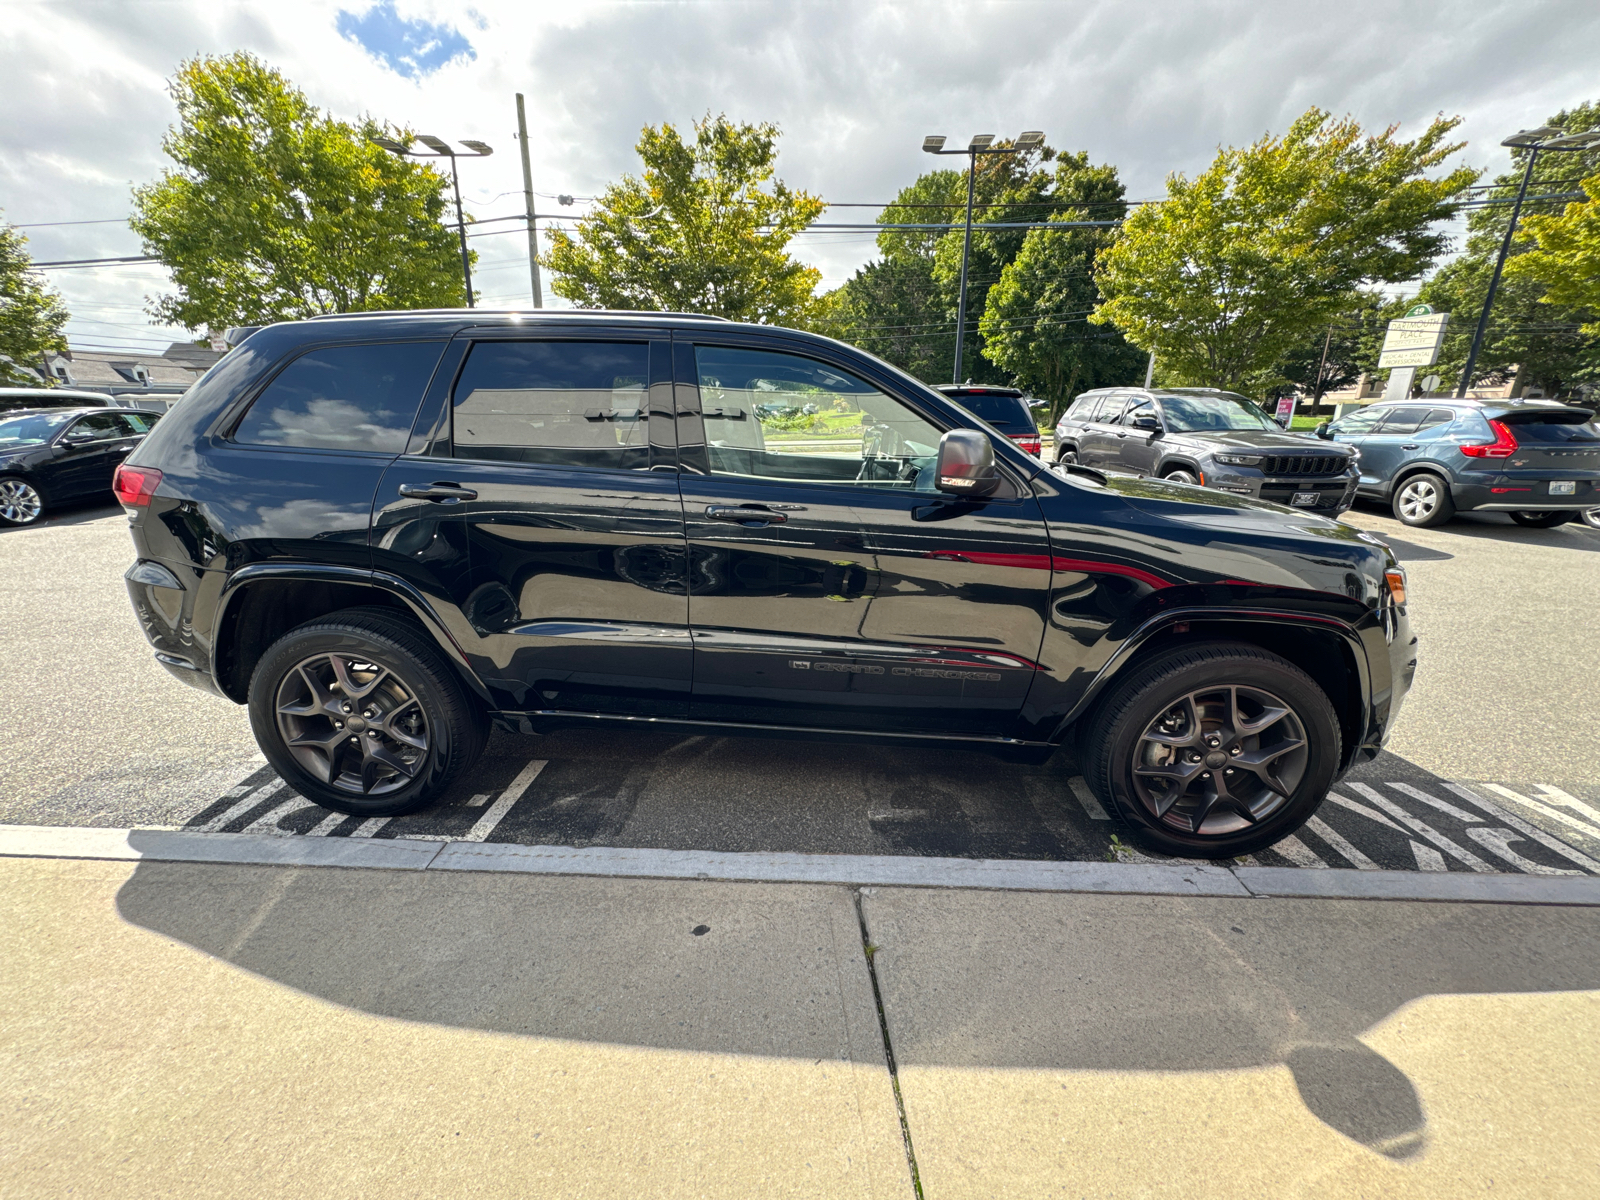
[1417,408,1456,433]
[1097,395,1129,424]
[695,345,946,490]
[1123,398,1158,427]
[946,392,1034,431]
[1506,417,1600,443]
[234,341,443,453]
[452,341,650,469]
[1375,407,1428,435]
[1068,394,1104,422]
[68,412,136,440]
[1332,406,1387,435]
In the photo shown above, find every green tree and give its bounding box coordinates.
[542,115,824,324]
[1419,101,1599,396]
[1273,291,1393,414]
[1093,108,1479,395]
[979,153,1144,421]
[131,52,466,331]
[0,219,69,386]
[1511,173,1600,331]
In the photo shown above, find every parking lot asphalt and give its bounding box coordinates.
[3,498,1597,879]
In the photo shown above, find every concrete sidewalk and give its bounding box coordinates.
[4,855,1599,1198]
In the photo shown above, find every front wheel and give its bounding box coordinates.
[1582,508,1600,530]
[0,477,45,527]
[1508,510,1574,528]
[248,607,488,816]
[1163,468,1200,485]
[1056,447,1078,467]
[1080,641,1341,859]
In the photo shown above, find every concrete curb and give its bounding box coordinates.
[3,824,1599,905]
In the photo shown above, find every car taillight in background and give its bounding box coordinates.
[113,465,162,508]
[1011,434,1042,456]
[1460,419,1518,458]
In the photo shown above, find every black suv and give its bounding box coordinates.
[118,311,1414,858]
[1055,387,1359,514]
[936,385,1043,457]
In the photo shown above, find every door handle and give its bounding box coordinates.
[706,504,788,525]
[398,482,478,502]
[1401,443,1419,450]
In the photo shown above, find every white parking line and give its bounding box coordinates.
[1346,783,1493,872]
[351,817,391,838]
[1410,840,1448,871]
[460,760,548,843]
[1271,835,1328,868]
[1531,784,1600,831]
[1466,828,1583,876]
[194,780,284,832]
[1445,783,1600,873]
[1302,815,1378,870]
[1479,784,1600,845]
[464,793,493,808]
[239,797,317,835]
[1067,776,1110,820]
[1325,792,1406,833]
[1384,782,1482,823]
[304,810,347,837]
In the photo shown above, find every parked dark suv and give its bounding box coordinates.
[1314,398,1599,528]
[117,311,1414,859]
[936,384,1043,457]
[1054,387,1360,514]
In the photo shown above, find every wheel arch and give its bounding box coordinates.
[1154,455,1205,481]
[1387,460,1454,499]
[1057,610,1369,775]
[211,564,491,706]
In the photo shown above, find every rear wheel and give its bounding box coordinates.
[0,477,44,527]
[1508,510,1574,528]
[1582,509,1600,530]
[1392,472,1454,527]
[1081,641,1341,859]
[248,607,488,816]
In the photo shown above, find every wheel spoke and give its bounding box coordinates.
[275,650,431,798]
[361,739,418,792]
[379,699,427,749]
[1235,703,1290,736]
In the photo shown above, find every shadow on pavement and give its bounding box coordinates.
[0,499,121,533]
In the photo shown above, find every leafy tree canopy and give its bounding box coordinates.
[0,219,69,386]
[1510,173,1600,334]
[542,115,824,325]
[131,51,467,331]
[1093,108,1479,395]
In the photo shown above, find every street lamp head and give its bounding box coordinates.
[1539,130,1600,151]
[968,134,995,150]
[459,139,494,156]
[922,135,947,154]
[417,134,455,155]
[1500,125,1564,148]
[1014,130,1045,150]
[369,135,410,154]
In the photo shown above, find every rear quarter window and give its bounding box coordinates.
[232,341,445,453]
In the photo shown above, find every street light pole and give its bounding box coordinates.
[370,133,494,309]
[923,131,1044,384]
[515,93,544,308]
[1456,125,1599,397]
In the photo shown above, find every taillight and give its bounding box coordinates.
[1460,419,1518,458]
[113,465,162,508]
[1385,568,1407,606]
[1011,434,1042,456]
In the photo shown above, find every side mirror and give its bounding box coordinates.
[934,429,1002,498]
[1131,414,1161,433]
[1315,422,1332,439]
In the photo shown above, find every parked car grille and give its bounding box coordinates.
[1259,455,1346,476]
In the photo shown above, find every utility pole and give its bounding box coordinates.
[1312,327,1332,415]
[515,93,544,308]
[1143,348,1155,389]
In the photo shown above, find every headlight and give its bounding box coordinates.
[1214,453,1263,467]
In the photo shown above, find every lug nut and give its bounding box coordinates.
[1229,746,1241,756]
[1205,735,1221,747]
[342,703,351,713]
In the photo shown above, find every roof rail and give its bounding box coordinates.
[304,308,733,322]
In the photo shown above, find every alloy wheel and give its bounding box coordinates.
[1131,684,1309,836]
[0,479,43,524]
[1396,478,1439,522]
[274,652,430,795]
[1164,469,1199,485]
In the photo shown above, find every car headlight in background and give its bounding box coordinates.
[1214,453,1264,467]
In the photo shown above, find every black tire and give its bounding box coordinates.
[1507,510,1574,528]
[1582,508,1600,530]
[1391,472,1455,527]
[248,607,488,816]
[0,476,46,527]
[1081,641,1341,859]
[1056,446,1078,467]
[1163,468,1200,485]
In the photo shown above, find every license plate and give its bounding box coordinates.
[1550,481,1576,495]
[1291,492,1319,507]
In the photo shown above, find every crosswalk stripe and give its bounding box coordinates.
[195,780,284,832]
[304,810,347,837]
[1302,815,1378,869]
[461,760,548,843]
[1345,784,1494,872]
[1445,784,1600,873]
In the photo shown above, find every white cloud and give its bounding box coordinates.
[2,0,1596,348]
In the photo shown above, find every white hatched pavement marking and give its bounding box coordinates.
[1532,784,1600,831]
[1345,783,1494,872]
[1479,784,1600,845]
[195,780,284,832]
[1466,828,1583,876]
[351,817,391,838]
[1271,835,1328,868]
[304,810,348,837]
[1384,782,1483,823]
[462,759,548,843]
[1444,784,1600,873]
[1302,815,1378,870]
[1325,792,1407,833]
[1067,776,1110,820]
[1410,841,1448,872]
[239,797,317,835]
[464,793,493,808]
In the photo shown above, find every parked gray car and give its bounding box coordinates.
[1314,398,1600,528]
[1053,387,1359,514]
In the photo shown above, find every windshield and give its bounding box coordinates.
[0,411,75,447]
[1159,394,1279,433]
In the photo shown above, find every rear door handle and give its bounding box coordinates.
[706,504,787,525]
[1401,443,1419,450]
[398,482,478,502]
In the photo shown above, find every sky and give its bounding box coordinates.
[2,0,1597,358]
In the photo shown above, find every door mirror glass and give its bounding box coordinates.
[1315,422,1333,438]
[1131,413,1161,432]
[934,429,1001,498]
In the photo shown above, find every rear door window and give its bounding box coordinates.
[1417,408,1456,433]
[234,341,444,452]
[451,340,651,470]
[1098,394,1130,425]
[1068,395,1103,422]
[1374,407,1428,436]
